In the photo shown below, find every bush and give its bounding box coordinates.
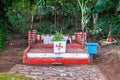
[0,19,8,51]
[6,0,32,36]
[90,13,120,39]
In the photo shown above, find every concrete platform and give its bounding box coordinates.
[23,41,90,64]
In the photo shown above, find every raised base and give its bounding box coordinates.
[23,40,90,64]
[23,52,90,64]
[23,58,90,64]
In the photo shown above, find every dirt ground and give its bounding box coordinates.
[97,45,120,80]
[0,34,120,80]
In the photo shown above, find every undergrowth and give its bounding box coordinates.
[0,73,35,80]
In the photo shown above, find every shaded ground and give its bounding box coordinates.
[0,34,120,80]
[0,34,27,72]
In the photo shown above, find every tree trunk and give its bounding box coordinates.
[93,13,98,27]
[116,1,120,12]
[107,24,112,38]
[81,14,85,49]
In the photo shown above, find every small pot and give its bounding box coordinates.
[107,37,113,42]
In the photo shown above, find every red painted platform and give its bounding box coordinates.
[23,40,90,64]
[23,31,90,64]
[24,58,90,65]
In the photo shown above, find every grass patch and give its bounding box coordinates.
[0,73,35,80]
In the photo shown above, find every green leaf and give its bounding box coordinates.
[17,13,22,19]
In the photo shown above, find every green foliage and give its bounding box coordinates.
[116,39,120,45]
[6,0,31,36]
[2,0,120,40]
[52,31,64,41]
[78,0,92,28]
[0,19,8,51]
[6,10,29,36]
[90,13,120,37]
[93,0,119,13]
[0,20,7,33]
[35,21,77,35]
[35,21,53,34]
[0,73,35,80]
[62,21,77,34]
[36,0,82,34]
[38,6,54,15]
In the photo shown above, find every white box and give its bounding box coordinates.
[53,41,66,53]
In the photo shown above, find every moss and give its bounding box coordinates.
[0,73,35,80]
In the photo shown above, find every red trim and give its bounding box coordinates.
[34,43,82,49]
[23,58,90,64]
[23,46,31,64]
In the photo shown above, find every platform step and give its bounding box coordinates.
[29,48,86,53]
[23,53,90,64]
[27,53,89,58]
[34,44,82,49]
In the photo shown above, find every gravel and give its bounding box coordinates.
[9,64,107,80]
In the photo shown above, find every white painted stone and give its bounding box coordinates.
[37,34,40,40]
[63,35,68,42]
[43,35,53,44]
[72,35,75,40]
[27,53,89,58]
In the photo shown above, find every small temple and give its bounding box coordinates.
[23,29,90,64]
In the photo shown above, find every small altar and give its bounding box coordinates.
[23,30,90,64]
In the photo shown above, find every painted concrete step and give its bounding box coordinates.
[24,58,90,64]
[33,44,82,49]
[27,53,89,58]
[24,53,90,64]
[29,48,86,53]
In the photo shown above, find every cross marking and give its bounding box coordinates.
[56,43,63,50]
